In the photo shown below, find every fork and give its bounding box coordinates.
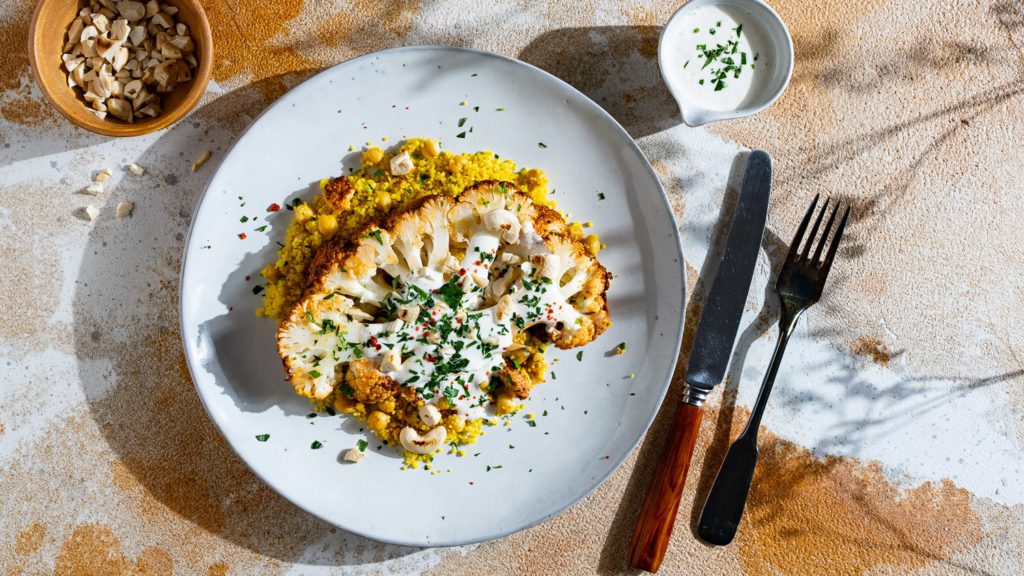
[695,194,850,546]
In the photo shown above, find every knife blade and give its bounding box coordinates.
[684,149,772,401]
[629,150,772,573]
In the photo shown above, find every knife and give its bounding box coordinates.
[628,150,772,573]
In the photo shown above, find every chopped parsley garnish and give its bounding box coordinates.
[538,142,548,148]
[577,350,584,361]
[357,439,368,452]
[240,215,249,223]
[309,370,321,378]
[690,24,754,92]
[458,117,467,127]
[363,230,384,245]
[435,277,465,310]
[598,192,606,200]
[457,131,467,139]
[255,434,270,442]
[255,225,268,232]
[311,440,323,449]
[527,420,537,427]
[252,285,264,294]
[306,412,317,418]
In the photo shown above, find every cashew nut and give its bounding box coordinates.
[390,151,414,176]
[399,425,447,455]
[483,209,521,243]
[397,304,420,323]
[418,404,442,427]
[379,348,403,372]
[496,294,514,322]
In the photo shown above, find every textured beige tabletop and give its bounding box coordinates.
[2,0,1024,574]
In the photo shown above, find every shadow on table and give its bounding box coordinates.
[518,26,682,138]
[71,70,425,566]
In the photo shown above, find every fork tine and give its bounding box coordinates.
[786,194,819,262]
[801,197,830,260]
[820,205,851,275]
[812,202,840,265]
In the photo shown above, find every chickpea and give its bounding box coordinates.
[422,138,440,158]
[448,155,467,173]
[375,189,393,211]
[294,203,314,224]
[366,410,390,431]
[567,221,584,240]
[333,395,356,413]
[583,234,601,256]
[262,264,281,282]
[377,396,397,414]
[448,415,466,433]
[495,393,517,415]
[362,147,384,165]
[317,214,339,238]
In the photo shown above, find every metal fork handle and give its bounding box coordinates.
[695,302,803,545]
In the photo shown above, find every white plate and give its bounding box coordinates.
[180,46,685,547]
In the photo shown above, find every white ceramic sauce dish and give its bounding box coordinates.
[659,0,793,126]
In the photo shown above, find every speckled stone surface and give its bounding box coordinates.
[2,1,1023,575]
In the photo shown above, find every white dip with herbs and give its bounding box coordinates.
[665,5,772,111]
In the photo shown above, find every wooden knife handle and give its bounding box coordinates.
[629,401,705,573]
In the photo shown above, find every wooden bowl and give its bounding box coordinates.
[28,0,213,137]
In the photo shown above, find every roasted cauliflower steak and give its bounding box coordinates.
[276,180,611,413]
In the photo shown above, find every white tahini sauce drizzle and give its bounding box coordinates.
[299,226,579,421]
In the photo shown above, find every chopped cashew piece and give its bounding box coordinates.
[389,151,414,176]
[342,448,365,463]
[396,304,420,323]
[115,201,134,218]
[94,168,112,182]
[127,162,145,176]
[84,205,100,221]
[191,149,211,172]
[418,404,442,427]
[399,426,447,455]
[85,182,105,195]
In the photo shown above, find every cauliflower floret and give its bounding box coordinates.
[495,368,533,399]
[345,358,398,403]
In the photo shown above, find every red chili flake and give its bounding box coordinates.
[602,455,610,460]
[245,275,251,281]
[267,203,281,212]
[474,260,482,266]
[469,481,474,485]
[238,233,247,240]
[368,336,380,350]
[458,268,466,276]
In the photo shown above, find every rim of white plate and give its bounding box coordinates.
[178,45,686,547]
